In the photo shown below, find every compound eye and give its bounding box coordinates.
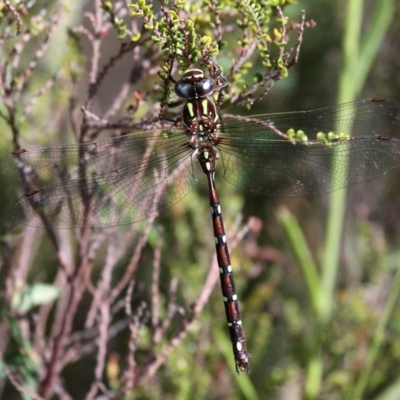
[175,81,195,99]
[195,77,214,97]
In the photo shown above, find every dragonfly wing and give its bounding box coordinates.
[220,99,400,196]
[219,137,400,196]
[0,129,195,228]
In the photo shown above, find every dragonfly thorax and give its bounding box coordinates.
[174,68,224,168]
[182,97,221,129]
[184,96,222,157]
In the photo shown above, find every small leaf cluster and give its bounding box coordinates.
[101,1,130,40]
[130,0,219,70]
[127,0,310,109]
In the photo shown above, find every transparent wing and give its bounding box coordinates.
[0,128,195,228]
[2,98,400,228]
[219,98,400,196]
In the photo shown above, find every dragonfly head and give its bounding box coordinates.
[175,68,214,100]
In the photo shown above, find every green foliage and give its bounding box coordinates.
[101,1,130,40]
[0,0,400,399]
[11,283,60,313]
[128,0,300,95]
[130,0,213,66]
[2,309,41,399]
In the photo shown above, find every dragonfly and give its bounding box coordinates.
[1,62,400,373]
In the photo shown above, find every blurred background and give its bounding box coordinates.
[1,0,400,399]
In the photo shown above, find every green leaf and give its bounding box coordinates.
[11,283,60,313]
